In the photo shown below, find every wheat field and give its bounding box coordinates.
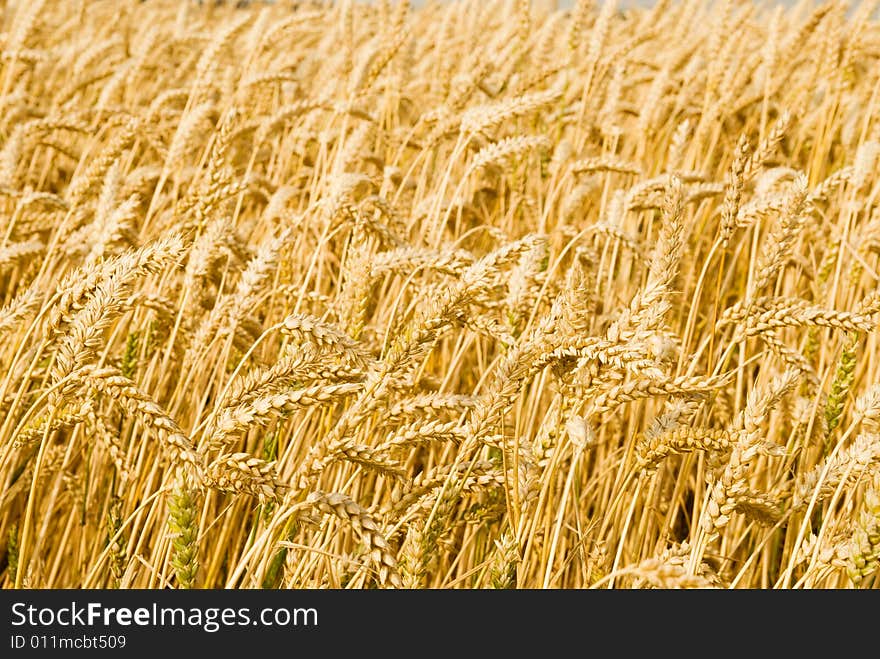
[0,0,879,590]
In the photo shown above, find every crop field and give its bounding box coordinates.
[0,0,879,589]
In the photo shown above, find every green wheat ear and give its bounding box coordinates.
[168,484,199,589]
[824,333,859,450]
[261,432,279,522]
[261,519,299,589]
[261,545,287,589]
[120,331,140,380]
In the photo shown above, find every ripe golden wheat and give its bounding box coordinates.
[1,0,880,589]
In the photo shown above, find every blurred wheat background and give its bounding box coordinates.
[0,0,879,589]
